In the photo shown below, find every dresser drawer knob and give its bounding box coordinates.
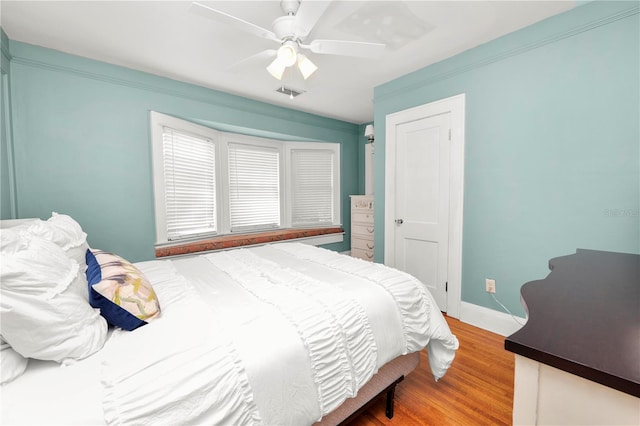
[395,219,404,225]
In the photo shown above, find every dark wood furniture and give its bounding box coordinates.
[505,248,640,398]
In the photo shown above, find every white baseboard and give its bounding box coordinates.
[459,301,526,336]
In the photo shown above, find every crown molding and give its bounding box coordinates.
[374,3,639,104]
[1,28,11,71]
[8,41,358,135]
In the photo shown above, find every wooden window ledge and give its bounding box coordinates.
[155,227,344,258]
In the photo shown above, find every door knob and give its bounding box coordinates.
[395,219,404,224]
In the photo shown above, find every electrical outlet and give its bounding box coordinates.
[485,278,496,293]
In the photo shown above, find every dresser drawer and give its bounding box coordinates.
[351,198,374,210]
[352,212,374,223]
[352,237,374,251]
[352,248,374,261]
[352,223,374,236]
[350,195,374,262]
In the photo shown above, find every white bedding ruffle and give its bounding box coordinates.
[95,243,457,425]
[101,262,261,426]
[272,243,459,380]
[205,249,378,416]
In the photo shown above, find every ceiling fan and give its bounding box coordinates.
[191,0,386,81]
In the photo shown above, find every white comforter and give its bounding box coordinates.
[1,243,458,426]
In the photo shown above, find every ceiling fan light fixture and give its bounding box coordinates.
[192,1,389,89]
[276,41,297,67]
[297,54,317,79]
[267,58,286,80]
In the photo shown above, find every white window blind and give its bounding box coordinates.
[151,112,342,245]
[290,149,334,225]
[162,127,217,240]
[228,143,280,231]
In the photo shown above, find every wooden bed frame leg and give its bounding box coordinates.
[336,375,406,425]
[385,385,396,418]
[385,376,405,419]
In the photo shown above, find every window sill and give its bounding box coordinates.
[155,227,344,258]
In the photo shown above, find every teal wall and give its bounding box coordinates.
[1,29,15,219]
[373,1,639,316]
[6,41,360,262]
[356,122,373,195]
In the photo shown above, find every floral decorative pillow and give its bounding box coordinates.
[86,249,161,331]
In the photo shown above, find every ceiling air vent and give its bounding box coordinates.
[276,85,305,98]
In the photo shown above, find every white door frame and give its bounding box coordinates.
[384,93,465,318]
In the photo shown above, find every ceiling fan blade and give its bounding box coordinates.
[191,2,279,43]
[226,49,277,71]
[293,1,331,39]
[307,39,386,58]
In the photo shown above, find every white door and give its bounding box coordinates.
[393,113,451,310]
[385,94,465,317]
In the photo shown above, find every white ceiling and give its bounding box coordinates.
[0,0,575,124]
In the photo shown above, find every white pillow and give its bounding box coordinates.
[3,213,90,300]
[27,212,89,269]
[0,231,107,363]
[1,230,79,298]
[0,218,39,229]
[0,337,28,384]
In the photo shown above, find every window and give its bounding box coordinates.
[150,112,341,245]
[290,148,335,226]
[228,142,281,232]
[161,128,217,240]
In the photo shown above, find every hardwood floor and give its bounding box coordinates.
[349,316,515,426]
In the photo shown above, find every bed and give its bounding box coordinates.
[0,214,459,425]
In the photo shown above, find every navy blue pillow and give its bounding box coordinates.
[85,249,148,331]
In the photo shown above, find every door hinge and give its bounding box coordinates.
[448,129,452,141]
[445,281,448,292]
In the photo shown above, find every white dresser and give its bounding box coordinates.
[350,195,374,261]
